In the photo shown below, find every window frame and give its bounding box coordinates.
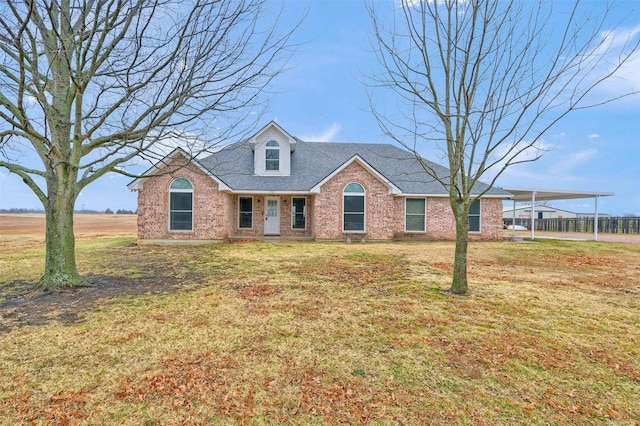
[343,182,366,233]
[469,199,481,233]
[265,140,280,171]
[405,198,426,232]
[238,196,254,229]
[168,178,193,232]
[291,197,307,230]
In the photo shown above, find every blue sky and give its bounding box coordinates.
[1,0,639,215]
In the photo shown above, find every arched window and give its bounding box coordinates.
[343,182,365,232]
[265,140,280,171]
[169,178,193,231]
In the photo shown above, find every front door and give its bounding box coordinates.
[264,197,280,235]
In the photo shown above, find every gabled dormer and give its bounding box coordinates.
[249,121,296,176]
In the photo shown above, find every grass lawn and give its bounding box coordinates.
[0,221,639,424]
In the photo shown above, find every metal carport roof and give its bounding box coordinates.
[501,187,615,240]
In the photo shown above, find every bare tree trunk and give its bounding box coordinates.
[1,0,296,291]
[366,1,639,296]
[450,201,469,294]
[40,178,83,289]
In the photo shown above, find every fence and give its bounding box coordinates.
[504,217,640,235]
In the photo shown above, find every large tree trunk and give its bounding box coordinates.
[450,202,469,294]
[39,184,84,290]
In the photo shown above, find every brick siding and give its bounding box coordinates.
[136,155,230,240]
[136,155,504,242]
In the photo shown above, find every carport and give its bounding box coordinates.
[501,188,615,241]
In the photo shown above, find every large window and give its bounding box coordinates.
[292,197,306,229]
[239,197,253,229]
[343,182,365,232]
[405,198,426,232]
[469,199,481,232]
[265,140,280,171]
[169,178,193,231]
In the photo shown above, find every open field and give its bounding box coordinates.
[0,213,137,235]
[1,215,639,424]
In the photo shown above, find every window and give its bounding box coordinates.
[469,199,481,232]
[405,198,426,232]
[265,140,280,171]
[239,197,253,228]
[292,197,306,229]
[169,178,193,231]
[343,182,365,232]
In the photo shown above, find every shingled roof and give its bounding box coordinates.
[196,138,510,197]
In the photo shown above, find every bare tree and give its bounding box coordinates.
[366,0,639,294]
[0,0,296,289]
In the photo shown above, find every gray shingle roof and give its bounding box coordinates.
[198,139,510,197]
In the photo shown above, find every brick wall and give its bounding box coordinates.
[478,197,504,240]
[137,155,230,240]
[314,161,399,240]
[229,194,314,238]
[136,155,504,241]
[313,161,504,241]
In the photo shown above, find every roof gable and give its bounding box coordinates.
[127,147,230,191]
[248,121,296,152]
[310,155,402,195]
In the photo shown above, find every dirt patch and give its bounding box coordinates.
[0,272,204,333]
[289,254,405,287]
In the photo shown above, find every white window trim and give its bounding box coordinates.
[291,196,307,230]
[342,182,366,233]
[168,178,193,232]
[238,196,254,230]
[265,140,280,172]
[404,198,426,233]
[469,199,482,233]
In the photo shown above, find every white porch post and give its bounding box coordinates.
[531,192,536,240]
[594,195,599,241]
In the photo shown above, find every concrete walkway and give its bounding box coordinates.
[503,231,640,244]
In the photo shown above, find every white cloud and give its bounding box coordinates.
[484,139,553,181]
[592,24,640,105]
[548,148,598,174]
[140,130,211,160]
[300,123,341,142]
[587,133,600,139]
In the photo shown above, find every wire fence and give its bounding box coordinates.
[504,217,640,235]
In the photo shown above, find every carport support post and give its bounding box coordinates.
[594,195,599,241]
[512,200,516,238]
[531,192,536,240]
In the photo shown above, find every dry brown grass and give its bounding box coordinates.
[0,216,639,424]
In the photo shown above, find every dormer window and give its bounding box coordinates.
[249,122,294,176]
[265,140,280,171]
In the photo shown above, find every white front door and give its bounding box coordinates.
[264,197,280,235]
